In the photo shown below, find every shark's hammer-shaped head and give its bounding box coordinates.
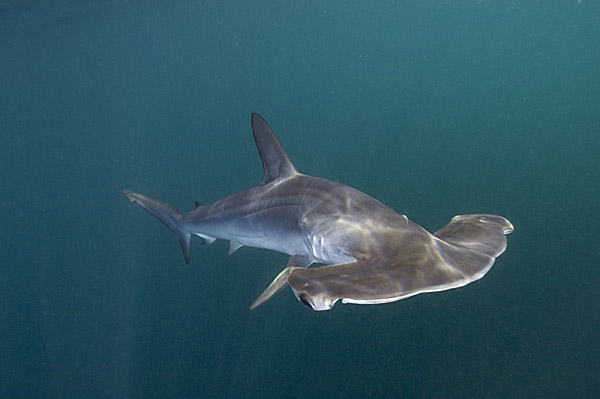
[288,272,338,311]
[249,266,338,311]
[290,286,336,311]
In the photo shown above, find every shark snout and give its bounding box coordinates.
[292,288,336,311]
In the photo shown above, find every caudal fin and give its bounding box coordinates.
[123,190,192,263]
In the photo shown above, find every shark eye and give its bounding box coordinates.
[299,294,313,310]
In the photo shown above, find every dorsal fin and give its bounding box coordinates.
[251,113,298,185]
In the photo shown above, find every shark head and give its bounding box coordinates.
[249,265,338,311]
[291,286,337,311]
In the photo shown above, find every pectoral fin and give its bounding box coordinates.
[249,266,298,310]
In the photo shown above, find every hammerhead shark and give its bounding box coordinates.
[124,113,513,311]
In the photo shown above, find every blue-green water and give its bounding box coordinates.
[1,1,598,398]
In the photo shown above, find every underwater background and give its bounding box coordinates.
[1,1,598,398]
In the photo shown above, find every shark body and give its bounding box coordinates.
[124,113,513,311]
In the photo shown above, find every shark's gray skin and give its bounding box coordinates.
[124,113,513,311]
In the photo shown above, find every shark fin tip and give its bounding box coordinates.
[250,266,297,310]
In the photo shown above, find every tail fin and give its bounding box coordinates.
[123,190,192,263]
[434,214,514,258]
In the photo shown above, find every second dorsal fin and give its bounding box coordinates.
[251,113,298,185]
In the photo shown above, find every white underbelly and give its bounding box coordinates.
[236,233,306,256]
